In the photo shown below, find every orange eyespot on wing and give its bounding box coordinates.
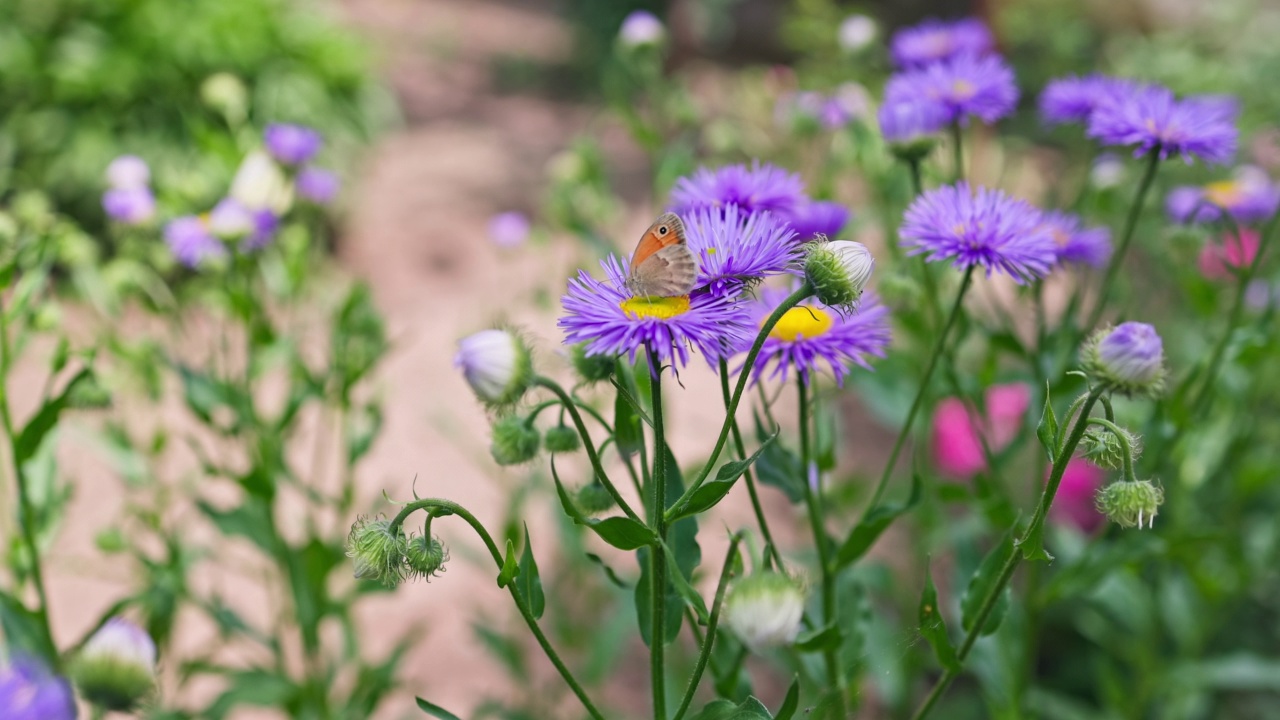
[630,212,687,269]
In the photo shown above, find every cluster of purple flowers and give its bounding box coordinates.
[878,18,1016,146]
[560,161,890,384]
[102,155,157,225]
[775,84,870,132]
[266,123,342,204]
[1166,165,1280,225]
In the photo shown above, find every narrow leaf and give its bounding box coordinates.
[552,460,656,550]
[919,563,960,671]
[516,524,546,619]
[961,533,1015,637]
[794,623,840,652]
[668,436,774,522]
[834,472,922,569]
[1036,381,1059,462]
[416,698,464,720]
[496,540,518,589]
[775,677,801,720]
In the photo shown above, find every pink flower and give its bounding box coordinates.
[931,383,1031,479]
[1198,228,1260,280]
[1049,458,1106,533]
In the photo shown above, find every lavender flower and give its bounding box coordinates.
[1083,322,1166,396]
[559,255,752,369]
[619,10,665,46]
[1041,210,1112,268]
[164,216,226,268]
[102,187,156,225]
[208,198,278,250]
[684,206,799,295]
[488,211,531,248]
[889,17,994,68]
[884,53,1019,126]
[264,123,323,165]
[878,99,951,157]
[670,162,807,217]
[296,167,340,204]
[1087,85,1238,164]
[0,657,76,720]
[900,182,1056,282]
[1166,166,1280,224]
[1039,75,1138,126]
[784,200,850,242]
[106,155,150,189]
[741,286,890,386]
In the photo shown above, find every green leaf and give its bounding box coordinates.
[15,368,94,467]
[1036,381,1059,462]
[416,698,464,720]
[0,590,55,662]
[585,553,630,588]
[794,623,840,652]
[668,436,774,522]
[775,677,801,720]
[660,542,709,622]
[815,402,838,471]
[197,500,277,552]
[961,534,1014,637]
[1019,521,1054,563]
[754,411,803,502]
[551,461,656,550]
[918,563,960,671]
[636,444,700,647]
[497,539,519,589]
[834,472,922,569]
[690,696,774,719]
[615,382,643,457]
[516,524,545,620]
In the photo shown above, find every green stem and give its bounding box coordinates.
[647,345,668,720]
[0,294,57,665]
[951,122,964,182]
[534,376,643,524]
[718,358,785,571]
[667,283,814,519]
[1084,152,1161,332]
[388,499,606,720]
[798,378,845,711]
[865,266,975,512]
[1086,417,1138,483]
[909,386,1105,720]
[672,533,744,720]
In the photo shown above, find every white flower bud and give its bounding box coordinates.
[455,329,533,408]
[724,573,806,653]
[71,618,157,712]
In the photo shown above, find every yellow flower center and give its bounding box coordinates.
[951,79,976,99]
[769,306,834,342]
[1204,180,1242,208]
[620,295,691,319]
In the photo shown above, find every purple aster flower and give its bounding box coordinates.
[739,285,890,386]
[1087,85,1238,164]
[164,216,226,268]
[559,255,753,370]
[670,161,807,217]
[883,53,1019,126]
[264,123,323,165]
[878,99,951,145]
[784,200,850,242]
[619,10,665,46]
[488,211,531,248]
[1040,210,1112,268]
[102,186,156,224]
[244,209,279,251]
[1039,75,1140,126]
[1085,321,1166,394]
[106,155,150,189]
[900,182,1056,283]
[684,206,800,295]
[0,656,76,720]
[1166,166,1280,224]
[889,18,995,68]
[296,167,340,204]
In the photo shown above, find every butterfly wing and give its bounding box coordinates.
[627,213,698,297]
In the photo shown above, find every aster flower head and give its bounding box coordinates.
[1039,75,1139,126]
[899,182,1056,283]
[0,657,76,720]
[560,255,752,370]
[878,99,950,160]
[684,206,800,295]
[741,286,890,386]
[1166,166,1280,224]
[884,53,1019,126]
[784,200,851,243]
[1040,210,1112,268]
[1082,322,1166,396]
[264,123,323,165]
[208,198,277,251]
[618,10,665,47]
[71,617,158,712]
[1087,85,1238,164]
[670,161,807,218]
[296,167,340,204]
[889,17,994,68]
[454,328,534,408]
[103,186,156,225]
[164,216,227,269]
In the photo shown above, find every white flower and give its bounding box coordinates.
[106,156,150,190]
[724,574,806,653]
[454,329,533,407]
[838,15,877,52]
[230,150,294,214]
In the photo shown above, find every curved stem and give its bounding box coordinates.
[667,283,814,519]
[718,358,785,571]
[909,386,1105,720]
[388,499,606,720]
[1086,417,1138,483]
[672,533,744,720]
[534,376,642,524]
[647,345,668,720]
[865,266,975,512]
[1084,152,1161,332]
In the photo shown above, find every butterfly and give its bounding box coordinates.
[624,212,698,298]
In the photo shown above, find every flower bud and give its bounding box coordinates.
[837,15,877,53]
[70,618,157,712]
[490,415,540,466]
[544,425,581,454]
[345,515,408,587]
[879,100,948,162]
[455,329,534,409]
[1082,322,1167,397]
[1096,479,1164,529]
[575,482,617,515]
[569,342,616,383]
[0,656,76,720]
[405,535,448,580]
[1081,425,1142,470]
[803,240,875,311]
[618,10,665,48]
[724,573,806,653]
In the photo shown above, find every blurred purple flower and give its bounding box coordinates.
[785,200,851,242]
[0,656,76,720]
[1039,75,1140,126]
[264,123,323,165]
[1041,210,1112,268]
[488,211,531,248]
[106,155,150,189]
[889,17,994,68]
[102,187,156,225]
[619,10,665,46]
[1087,85,1238,164]
[670,161,807,217]
[878,99,951,145]
[1166,166,1280,224]
[884,53,1019,126]
[297,167,340,204]
[164,216,226,268]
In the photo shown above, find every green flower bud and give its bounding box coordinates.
[1096,479,1164,529]
[1082,322,1167,397]
[544,425,581,454]
[455,329,534,409]
[345,515,408,587]
[1081,426,1142,470]
[724,573,806,653]
[804,240,875,311]
[405,535,448,581]
[569,342,616,383]
[71,618,157,712]
[490,415,540,466]
[574,483,617,515]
